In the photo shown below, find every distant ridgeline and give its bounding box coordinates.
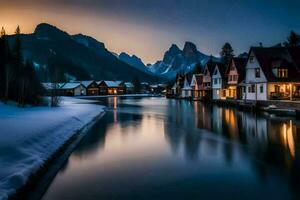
[5,23,160,83]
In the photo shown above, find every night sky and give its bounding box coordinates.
[1,0,300,63]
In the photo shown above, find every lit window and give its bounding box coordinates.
[278,69,288,78]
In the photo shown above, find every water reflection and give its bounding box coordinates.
[41,97,300,200]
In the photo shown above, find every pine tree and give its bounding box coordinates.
[285,30,300,47]
[220,42,234,65]
[12,25,24,104]
[0,27,6,98]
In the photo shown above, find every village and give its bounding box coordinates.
[42,80,167,96]
[169,46,300,114]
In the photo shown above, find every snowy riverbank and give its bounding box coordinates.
[0,98,105,200]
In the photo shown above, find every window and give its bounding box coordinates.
[278,69,288,78]
[214,78,218,85]
[260,84,264,93]
[249,56,255,63]
[255,68,260,78]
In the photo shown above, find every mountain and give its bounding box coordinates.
[118,52,153,74]
[7,23,159,82]
[149,42,220,79]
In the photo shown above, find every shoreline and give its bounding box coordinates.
[9,109,106,200]
[168,96,300,117]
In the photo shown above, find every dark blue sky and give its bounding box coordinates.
[1,0,300,63]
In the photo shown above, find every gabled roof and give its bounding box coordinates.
[101,81,120,87]
[203,60,221,75]
[190,74,203,87]
[214,63,227,79]
[226,57,247,83]
[183,74,193,89]
[61,83,83,89]
[250,46,300,82]
[81,80,95,88]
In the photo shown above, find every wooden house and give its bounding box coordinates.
[212,63,227,100]
[190,74,204,99]
[225,58,247,99]
[60,83,86,96]
[181,74,193,98]
[202,61,219,100]
[81,81,100,96]
[245,46,300,101]
[98,81,125,95]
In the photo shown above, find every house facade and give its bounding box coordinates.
[190,74,204,99]
[181,74,193,98]
[245,47,300,101]
[60,83,86,96]
[202,61,219,100]
[81,81,100,96]
[225,58,247,100]
[212,63,227,100]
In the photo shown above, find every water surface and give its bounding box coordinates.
[42,97,300,200]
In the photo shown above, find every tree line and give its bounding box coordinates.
[0,26,44,106]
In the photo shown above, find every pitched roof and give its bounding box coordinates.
[226,57,247,83]
[102,81,120,87]
[215,63,227,78]
[80,80,95,88]
[204,60,222,75]
[61,83,83,89]
[190,74,203,87]
[251,47,300,82]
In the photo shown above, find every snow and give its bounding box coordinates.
[61,82,83,89]
[0,98,105,200]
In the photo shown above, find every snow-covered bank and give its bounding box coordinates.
[0,98,105,200]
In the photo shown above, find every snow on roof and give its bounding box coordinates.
[61,83,83,89]
[80,80,94,88]
[125,82,134,88]
[103,81,120,87]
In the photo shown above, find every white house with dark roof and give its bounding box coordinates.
[181,75,193,98]
[245,46,300,101]
[212,63,227,100]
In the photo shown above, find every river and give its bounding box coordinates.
[41,97,300,200]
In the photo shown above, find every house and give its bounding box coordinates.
[245,46,300,101]
[116,81,126,94]
[224,57,247,99]
[190,74,204,99]
[98,81,124,95]
[202,61,220,100]
[124,82,134,94]
[60,83,86,96]
[181,74,193,98]
[172,74,185,97]
[212,63,227,100]
[81,81,100,96]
